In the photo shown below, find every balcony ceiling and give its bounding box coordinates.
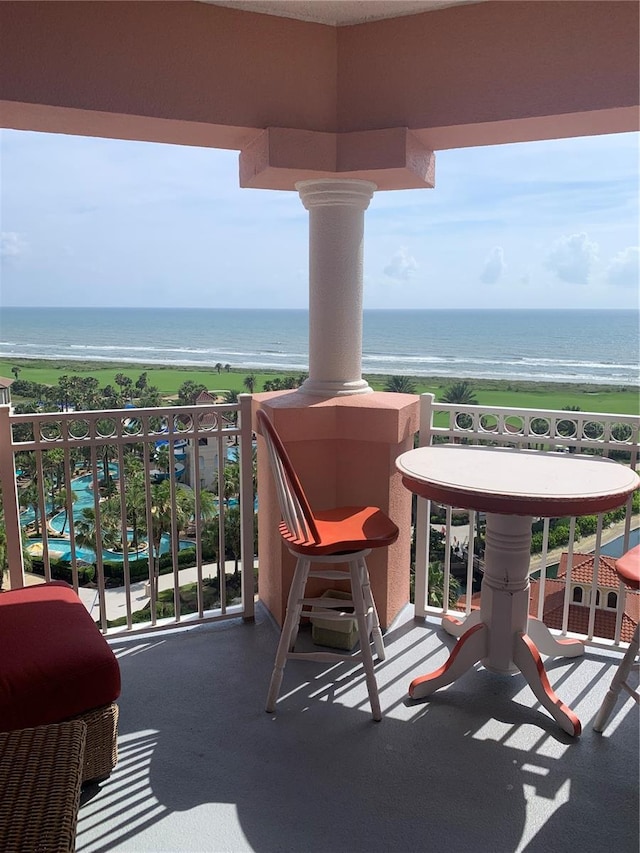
[1,0,637,184]
[205,0,484,26]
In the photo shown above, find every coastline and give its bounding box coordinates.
[3,355,638,415]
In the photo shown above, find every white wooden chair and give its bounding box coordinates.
[257,409,399,721]
[593,544,640,733]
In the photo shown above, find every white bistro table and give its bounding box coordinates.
[396,444,639,736]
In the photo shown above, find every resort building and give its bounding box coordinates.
[0,378,13,407]
[530,553,639,644]
[182,389,235,490]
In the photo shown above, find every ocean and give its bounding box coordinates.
[0,307,638,386]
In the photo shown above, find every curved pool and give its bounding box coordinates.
[22,463,197,562]
[27,535,196,564]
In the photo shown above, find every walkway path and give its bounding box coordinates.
[431,517,638,574]
[24,559,258,623]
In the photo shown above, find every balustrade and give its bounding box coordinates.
[0,397,255,634]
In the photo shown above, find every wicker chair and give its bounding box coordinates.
[0,582,120,783]
[0,721,86,852]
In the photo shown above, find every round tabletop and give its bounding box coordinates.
[396,444,640,517]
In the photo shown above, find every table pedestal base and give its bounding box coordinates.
[409,513,584,736]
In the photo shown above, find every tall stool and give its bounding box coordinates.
[257,409,399,721]
[593,544,640,733]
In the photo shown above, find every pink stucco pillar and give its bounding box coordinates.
[296,179,376,397]
[253,391,419,630]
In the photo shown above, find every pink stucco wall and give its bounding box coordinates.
[253,391,420,629]
[2,1,637,170]
[338,1,639,148]
[0,1,337,147]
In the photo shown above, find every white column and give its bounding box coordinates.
[296,179,376,397]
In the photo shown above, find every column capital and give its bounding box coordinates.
[239,127,435,191]
[296,179,377,211]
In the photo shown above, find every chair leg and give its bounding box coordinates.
[594,624,640,733]
[359,555,385,662]
[266,557,311,713]
[349,558,382,722]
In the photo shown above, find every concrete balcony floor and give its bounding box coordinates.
[77,604,639,853]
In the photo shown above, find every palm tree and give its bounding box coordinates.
[97,440,118,495]
[177,380,207,405]
[224,364,231,373]
[219,460,240,508]
[138,386,162,407]
[122,465,147,558]
[243,374,256,393]
[215,363,222,374]
[55,487,77,535]
[156,444,171,475]
[384,375,417,394]
[149,480,194,584]
[43,448,65,504]
[114,372,133,403]
[19,481,42,536]
[441,381,478,405]
[75,503,121,556]
[135,372,148,394]
[11,365,20,381]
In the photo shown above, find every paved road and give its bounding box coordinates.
[25,559,257,622]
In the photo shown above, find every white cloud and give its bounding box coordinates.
[0,231,27,258]
[545,232,598,285]
[383,247,418,281]
[605,246,639,288]
[480,247,506,283]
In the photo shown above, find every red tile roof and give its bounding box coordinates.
[459,552,638,644]
[528,578,637,644]
[557,552,620,587]
[195,390,219,404]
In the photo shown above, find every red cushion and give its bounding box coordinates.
[616,545,640,591]
[0,582,121,731]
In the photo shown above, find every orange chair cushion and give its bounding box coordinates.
[0,582,121,731]
[615,545,640,590]
[280,505,399,556]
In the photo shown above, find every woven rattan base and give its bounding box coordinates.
[0,721,86,853]
[67,702,119,784]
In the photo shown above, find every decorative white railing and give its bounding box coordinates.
[0,397,255,635]
[414,393,639,650]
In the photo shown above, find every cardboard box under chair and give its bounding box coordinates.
[310,589,359,651]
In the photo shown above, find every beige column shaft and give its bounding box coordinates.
[296,179,376,397]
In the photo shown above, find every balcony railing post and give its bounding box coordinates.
[0,404,25,589]
[239,394,255,621]
[414,393,435,617]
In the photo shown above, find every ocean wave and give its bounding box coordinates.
[3,346,637,385]
[363,353,637,371]
[3,306,637,387]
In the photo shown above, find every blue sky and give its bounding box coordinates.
[1,129,638,310]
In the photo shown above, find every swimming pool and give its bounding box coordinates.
[27,534,196,564]
[22,463,196,562]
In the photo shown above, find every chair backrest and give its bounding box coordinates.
[256,410,320,547]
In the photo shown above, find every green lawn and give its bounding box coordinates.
[2,357,638,415]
